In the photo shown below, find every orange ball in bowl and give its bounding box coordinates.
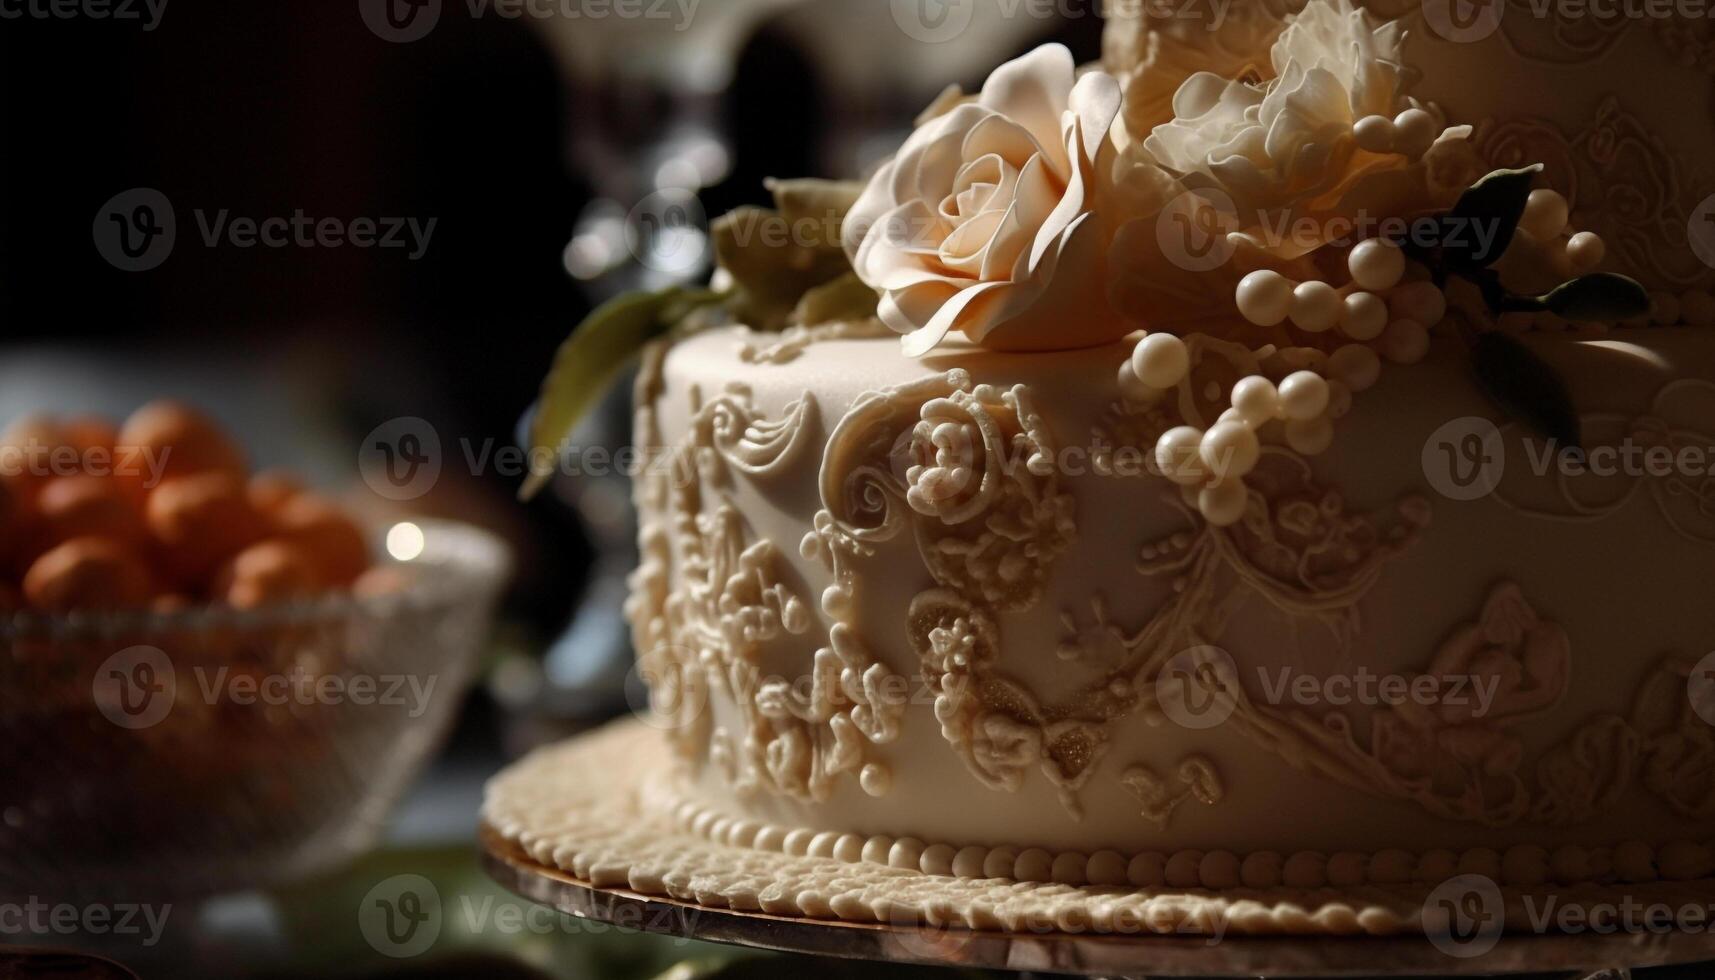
[117,400,246,488]
[247,470,305,516]
[60,416,118,455]
[273,495,370,588]
[0,414,67,506]
[145,473,267,589]
[213,540,322,610]
[23,537,156,612]
[32,475,148,558]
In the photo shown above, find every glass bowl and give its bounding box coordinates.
[0,520,511,905]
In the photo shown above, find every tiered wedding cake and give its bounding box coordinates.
[491,0,1715,937]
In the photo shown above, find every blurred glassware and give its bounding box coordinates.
[0,520,510,905]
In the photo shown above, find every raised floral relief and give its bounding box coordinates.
[628,351,908,802]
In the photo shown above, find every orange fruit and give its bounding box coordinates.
[117,400,245,489]
[60,415,118,454]
[145,473,267,589]
[30,475,147,561]
[23,538,155,612]
[212,540,322,610]
[0,414,67,506]
[273,495,370,587]
[247,470,304,515]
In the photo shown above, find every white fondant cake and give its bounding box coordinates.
[500,0,1715,936]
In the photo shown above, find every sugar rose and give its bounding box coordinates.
[843,45,1129,355]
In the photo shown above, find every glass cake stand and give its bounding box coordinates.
[479,824,1715,979]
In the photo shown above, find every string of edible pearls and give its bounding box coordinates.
[1123,334,1335,527]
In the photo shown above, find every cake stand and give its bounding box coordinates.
[480,722,1715,978]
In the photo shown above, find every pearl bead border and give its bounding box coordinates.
[655,783,1715,891]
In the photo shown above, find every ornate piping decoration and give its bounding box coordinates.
[628,343,907,802]
[809,369,1083,809]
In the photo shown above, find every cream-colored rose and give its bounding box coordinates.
[843,44,1128,356]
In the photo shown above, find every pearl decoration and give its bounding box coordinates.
[1116,360,1157,405]
[1348,239,1406,292]
[1388,281,1447,327]
[1156,427,1209,486]
[1328,344,1382,392]
[1278,371,1331,422]
[1392,108,1437,158]
[1236,270,1294,327]
[1199,480,1249,528]
[1131,333,1190,390]
[1520,189,1570,241]
[1230,376,1280,427]
[1286,417,1335,456]
[1290,281,1342,333]
[1341,291,1389,341]
[1566,231,1604,271]
[1200,421,1261,481]
[1381,319,1431,364]
[1352,114,1395,153]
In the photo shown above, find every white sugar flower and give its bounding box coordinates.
[843,45,1129,356]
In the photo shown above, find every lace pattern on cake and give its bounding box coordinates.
[1491,379,1715,544]
[1475,99,1715,294]
[630,343,907,802]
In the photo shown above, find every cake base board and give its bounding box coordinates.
[480,720,1715,977]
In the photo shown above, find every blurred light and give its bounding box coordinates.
[386,522,426,562]
[563,233,615,280]
[654,157,703,192]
